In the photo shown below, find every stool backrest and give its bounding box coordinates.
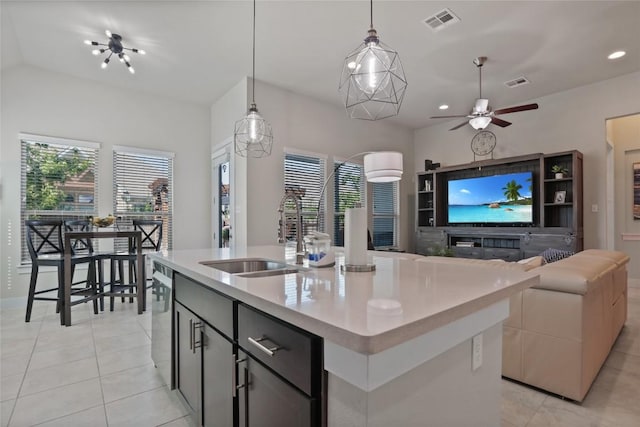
[25,220,64,260]
[64,219,94,255]
[132,219,163,252]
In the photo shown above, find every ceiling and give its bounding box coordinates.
[2,1,639,130]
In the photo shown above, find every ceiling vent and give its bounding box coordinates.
[423,8,461,32]
[504,76,530,88]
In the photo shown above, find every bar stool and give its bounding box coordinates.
[25,220,98,322]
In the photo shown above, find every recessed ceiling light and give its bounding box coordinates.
[439,104,449,110]
[608,51,626,60]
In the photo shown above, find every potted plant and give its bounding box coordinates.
[551,165,569,179]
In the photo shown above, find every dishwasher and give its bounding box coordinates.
[151,261,174,388]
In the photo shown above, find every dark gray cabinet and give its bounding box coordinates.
[174,273,235,427]
[237,349,313,427]
[172,272,323,427]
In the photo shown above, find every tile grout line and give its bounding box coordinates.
[5,305,47,427]
[90,310,110,426]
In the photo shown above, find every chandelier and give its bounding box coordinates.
[339,0,407,121]
[84,30,145,74]
[234,0,273,158]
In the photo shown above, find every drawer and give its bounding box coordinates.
[174,272,235,340]
[484,248,522,261]
[452,247,483,258]
[237,304,322,397]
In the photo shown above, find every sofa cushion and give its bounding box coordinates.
[517,256,543,270]
[539,248,575,264]
[577,249,630,267]
[533,257,616,295]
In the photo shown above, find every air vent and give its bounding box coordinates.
[423,8,461,32]
[504,76,530,88]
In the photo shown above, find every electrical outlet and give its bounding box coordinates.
[472,333,483,371]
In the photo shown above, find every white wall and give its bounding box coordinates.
[0,65,211,299]
[235,79,415,251]
[211,78,249,250]
[414,72,640,259]
[612,114,640,278]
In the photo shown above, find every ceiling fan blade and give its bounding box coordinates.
[430,115,469,119]
[449,121,470,131]
[491,117,512,127]
[493,103,539,115]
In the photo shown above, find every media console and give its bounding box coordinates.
[415,151,583,259]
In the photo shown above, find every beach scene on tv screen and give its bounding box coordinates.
[448,172,533,223]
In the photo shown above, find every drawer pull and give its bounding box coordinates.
[192,321,203,354]
[248,336,281,357]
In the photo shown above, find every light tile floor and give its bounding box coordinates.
[1,283,639,426]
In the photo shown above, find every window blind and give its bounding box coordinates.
[20,137,99,263]
[333,160,365,246]
[113,148,174,251]
[372,181,399,248]
[283,152,326,240]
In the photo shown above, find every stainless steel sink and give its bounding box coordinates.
[199,258,298,276]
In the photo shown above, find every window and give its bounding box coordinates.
[113,146,174,250]
[371,181,399,248]
[283,151,326,241]
[20,134,99,263]
[333,160,365,246]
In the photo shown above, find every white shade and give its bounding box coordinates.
[469,116,492,130]
[364,151,403,182]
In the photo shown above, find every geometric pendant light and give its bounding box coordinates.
[339,0,407,121]
[234,0,273,158]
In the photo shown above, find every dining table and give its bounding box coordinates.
[62,230,144,326]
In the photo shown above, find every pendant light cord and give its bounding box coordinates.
[479,65,482,99]
[252,0,256,104]
[370,0,373,28]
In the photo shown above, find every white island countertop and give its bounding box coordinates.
[150,245,538,356]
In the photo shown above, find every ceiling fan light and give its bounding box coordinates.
[469,116,491,130]
[105,29,112,38]
[608,50,626,60]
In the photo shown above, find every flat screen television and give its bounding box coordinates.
[448,171,534,225]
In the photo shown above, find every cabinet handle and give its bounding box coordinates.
[248,336,281,357]
[192,321,203,354]
[189,319,193,351]
[232,355,246,397]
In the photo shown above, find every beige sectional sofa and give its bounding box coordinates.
[425,249,629,402]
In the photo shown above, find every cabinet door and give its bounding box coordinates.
[175,302,201,417]
[238,351,313,427]
[202,324,234,427]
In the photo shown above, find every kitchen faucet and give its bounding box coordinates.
[277,188,305,264]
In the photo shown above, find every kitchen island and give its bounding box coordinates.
[150,245,538,426]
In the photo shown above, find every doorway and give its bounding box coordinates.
[212,149,231,248]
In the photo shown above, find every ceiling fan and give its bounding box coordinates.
[431,57,539,131]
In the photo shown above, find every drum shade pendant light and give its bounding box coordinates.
[234,0,273,158]
[339,0,407,121]
[84,30,145,74]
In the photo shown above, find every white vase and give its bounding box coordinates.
[555,172,564,179]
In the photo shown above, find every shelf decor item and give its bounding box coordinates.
[339,0,407,121]
[234,0,273,158]
[91,215,115,228]
[554,190,566,204]
[551,165,569,179]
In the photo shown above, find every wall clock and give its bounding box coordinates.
[471,130,496,159]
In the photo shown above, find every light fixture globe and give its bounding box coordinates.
[234,103,273,158]
[340,29,407,121]
[469,116,492,130]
